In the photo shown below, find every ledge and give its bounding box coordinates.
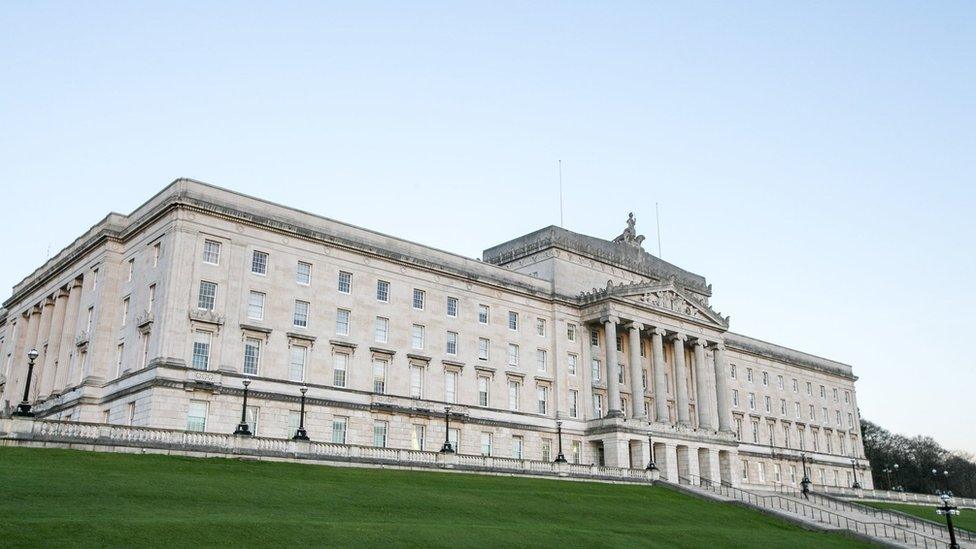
[406,353,431,363]
[441,359,465,370]
[240,323,273,334]
[329,339,357,351]
[287,332,317,343]
[370,346,396,357]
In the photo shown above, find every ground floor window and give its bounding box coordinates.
[186,400,208,432]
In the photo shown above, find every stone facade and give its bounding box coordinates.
[0,179,872,490]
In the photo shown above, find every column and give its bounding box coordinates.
[651,328,669,424]
[712,343,732,432]
[688,446,702,485]
[53,279,83,393]
[693,338,714,430]
[24,306,42,356]
[33,299,55,398]
[664,443,679,482]
[603,316,623,418]
[671,334,691,427]
[39,289,69,398]
[707,448,722,484]
[626,323,645,419]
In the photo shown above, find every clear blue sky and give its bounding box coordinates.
[2,2,973,453]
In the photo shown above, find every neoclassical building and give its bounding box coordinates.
[0,179,872,489]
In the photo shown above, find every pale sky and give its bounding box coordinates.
[2,2,973,452]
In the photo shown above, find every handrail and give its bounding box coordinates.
[677,474,950,549]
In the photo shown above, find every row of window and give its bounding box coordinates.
[730,364,852,405]
[740,460,856,488]
[733,415,859,457]
[731,389,855,428]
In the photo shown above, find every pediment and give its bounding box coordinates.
[579,279,730,328]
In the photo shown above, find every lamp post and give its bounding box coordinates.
[440,406,454,453]
[13,349,40,417]
[882,466,893,490]
[892,463,900,491]
[933,468,950,495]
[800,453,811,499]
[233,379,252,436]
[936,493,960,549]
[646,432,657,471]
[850,459,861,489]
[554,420,567,463]
[292,386,309,440]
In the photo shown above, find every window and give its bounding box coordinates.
[762,371,768,386]
[591,359,601,381]
[569,389,579,418]
[251,251,268,275]
[835,409,842,426]
[616,335,623,352]
[410,365,424,398]
[847,413,854,428]
[191,330,211,370]
[412,288,425,310]
[746,368,753,382]
[245,406,260,435]
[412,425,425,451]
[289,346,306,382]
[338,271,352,293]
[288,411,301,434]
[86,306,94,331]
[751,420,760,443]
[777,375,784,390]
[121,296,130,326]
[202,240,221,265]
[795,402,801,419]
[567,354,577,375]
[152,242,161,267]
[833,388,839,402]
[508,311,518,331]
[478,376,490,406]
[809,404,815,420]
[448,428,460,453]
[566,323,576,341]
[732,389,739,407]
[332,417,347,444]
[116,343,125,376]
[147,284,156,313]
[748,393,755,411]
[537,386,549,414]
[478,304,489,324]
[593,394,603,417]
[511,436,524,459]
[373,316,389,343]
[764,396,771,413]
[507,344,519,367]
[536,318,546,336]
[373,359,387,393]
[247,291,265,320]
[127,258,134,282]
[376,280,390,302]
[806,382,812,396]
[478,338,490,360]
[780,399,787,415]
[197,281,217,310]
[734,417,743,440]
[790,465,797,484]
[243,337,261,375]
[480,433,492,456]
[446,331,458,355]
[820,385,826,399]
[296,262,312,285]
[844,390,851,404]
[139,332,149,368]
[571,441,581,464]
[92,267,99,290]
[411,324,424,349]
[541,439,552,462]
[783,425,791,448]
[536,349,547,371]
[792,378,799,392]
[445,371,458,403]
[186,400,208,432]
[447,297,458,317]
[590,329,599,347]
[758,463,766,483]
[293,300,310,328]
[333,353,348,387]
[741,461,749,481]
[822,407,828,424]
[508,380,520,410]
[373,421,388,447]
[730,364,737,379]
[336,309,350,335]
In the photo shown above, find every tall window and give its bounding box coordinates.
[411,324,425,349]
[332,417,347,444]
[446,331,458,355]
[762,371,768,386]
[511,436,524,459]
[590,329,599,347]
[412,288,425,310]
[480,433,492,456]
[127,258,134,282]
[147,284,156,313]
[410,365,424,398]
[374,317,389,343]
[245,406,259,435]
[478,338,490,360]
[566,323,576,341]
[376,280,389,302]
[251,250,268,275]
[569,389,579,418]
[152,242,161,267]
[243,337,261,375]
[121,296,130,326]
[333,353,348,387]
[447,296,458,317]
[541,439,552,462]
[591,359,601,381]
[593,394,603,417]
[296,262,312,285]
[748,393,756,410]
[247,291,265,320]
[478,376,490,406]
[289,346,306,382]
[508,311,518,331]
[478,304,489,324]
[373,421,388,447]
[445,371,458,403]
[191,330,211,370]
[449,428,460,453]
[732,389,739,407]
[197,281,217,310]
[751,420,760,443]
[116,343,125,375]
[336,309,350,335]
[373,359,387,394]
[507,344,519,366]
[412,425,426,451]
[186,400,208,432]
[536,349,547,371]
[293,301,309,328]
[508,380,520,411]
[535,318,546,336]
[567,354,577,375]
[338,271,352,293]
[202,240,221,265]
[537,386,549,415]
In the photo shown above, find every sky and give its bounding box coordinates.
[1,2,973,453]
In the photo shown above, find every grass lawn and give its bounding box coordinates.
[863,500,976,533]
[0,447,874,548]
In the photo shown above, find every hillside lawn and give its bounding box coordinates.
[863,500,976,533]
[0,446,875,548]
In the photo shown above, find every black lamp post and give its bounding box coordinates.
[850,458,861,489]
[936,492,961,549]
[646,432,657,471]
[440,406,454,453]
[892,463,900,491]
[882,466,893,490]
[800,453,811,499]
[554,420,567,463]
[293,386,309,440]
[233,379,252,436]
[13,349,40,417]
[933,468,950,495]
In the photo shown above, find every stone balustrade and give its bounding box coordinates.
[0,417,658,485]
[818,484,976,509]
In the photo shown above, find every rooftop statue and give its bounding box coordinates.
[612,212,645,248]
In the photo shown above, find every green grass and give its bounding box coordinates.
[863,501,976,532]
[0,447,874,548]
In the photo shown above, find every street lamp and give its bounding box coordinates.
[440,406,454,453]
[882,466,893,490]
[233,379,252,436]
[892,463,900,491]
[646,432,657,471]
[292,386,309,440]
[13,349,40,417]
[936,493,960,549]
[933,468,950,495]
[800,453,811,499]
[850,459,861,489]
[554,420,567,463]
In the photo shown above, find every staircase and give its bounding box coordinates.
[672,475,971,548]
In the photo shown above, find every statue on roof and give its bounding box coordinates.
[612,212,645,248]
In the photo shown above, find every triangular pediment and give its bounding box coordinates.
[579,279,730,328]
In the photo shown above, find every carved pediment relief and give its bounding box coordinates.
[579,278,730,328]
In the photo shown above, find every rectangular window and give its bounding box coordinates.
[741,460,749,481]
[777,375,784,390]
[243,337,261,375]
[508,380,520,411]
[569,389,578,418]
[116,343,125,376]
[247,291,265,320]
[806,382,812,396]
[508,311,518,331]
[332,417,347,444]
[734,418,742,440]
[152,242,161,267]
[445,371,458,403]
[447,296,458,317]
[567,354,577,375]
[844,390,851,404]
[202,239,221,265]
[566,323,576,341]
[752,420,760,443]
[245,406,259,435]
[412,288,425,310]
[374,317,389,343]
[289,346,306,382]
[293,300,310,328]
[333,353,348,387]
[197,281,217,310]
[541,439,552,462]
[511,436,524,459]
[191,330,211,370]
[412,425,426,451]
[251,250,268,275]
[480,432,492,456]
[410,365,424,398]
[748,393,755,410]
[833,388,839,402]
[338,271,352,293]
[537,386,549,415]
[186,400,208,432]
[411,324,424,349]
[478,304,489,324]
[730,365,737,379]
[376,280,390,302]
[590,329,600,347]
[478,376,490,406]
[127,258,134,282]
[507,344,519,367]
[616,335,623,352]
[336,309,350,336]
[591,359,601,381]
[795,402,801,419]
[746,368,753,382]
[121,296,130,326]
[764,396,771,413]
[780,399,787,416]
[536,349,547,371]
[820,385,826,399]
[762,371,768,386]
[296,262,312,285]
[446,331,458,355]
[593,394,603,417]
[848,413,854,428]
[449,428,460,453]
[732,389,739,407]
[535,318,546,336]
[822,407,828,424]
[478,338,490,360]
[571,441,581,464]
[373,359,387,394]
[792,378,799,392]
[373,421,388,447]
[147,284,156,313]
